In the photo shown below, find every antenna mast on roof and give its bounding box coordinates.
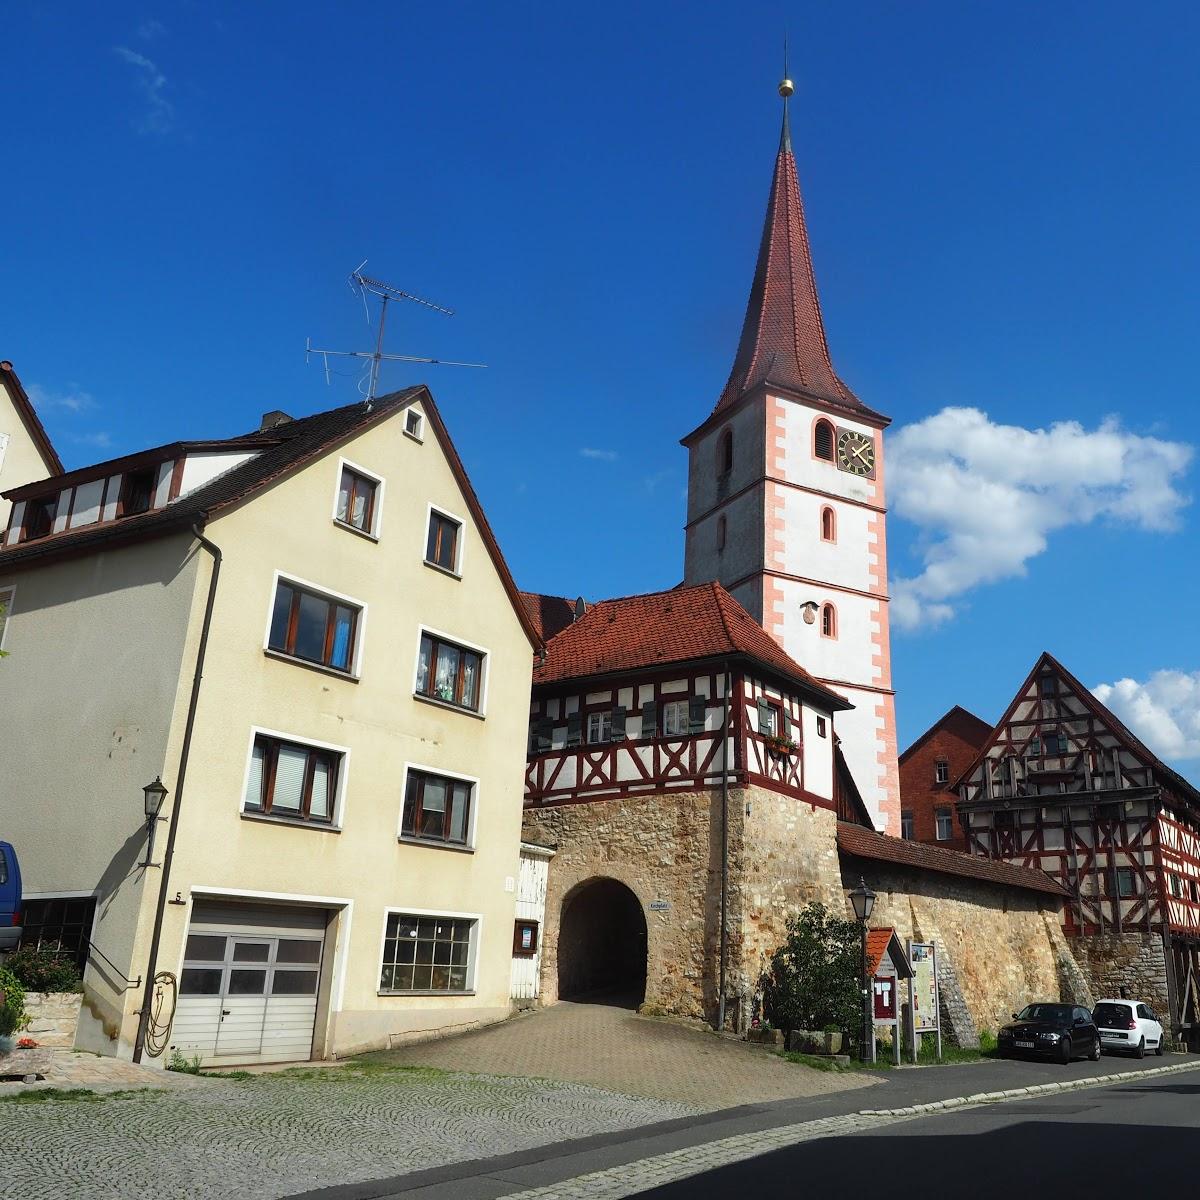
[306,262,486,409]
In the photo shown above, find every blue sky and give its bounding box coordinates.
[4,2,1198,773]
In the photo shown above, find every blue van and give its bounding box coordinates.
[0,843,21,952]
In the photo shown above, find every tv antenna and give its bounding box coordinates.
[307,262,486,408]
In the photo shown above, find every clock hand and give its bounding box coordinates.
[849,441,871,462]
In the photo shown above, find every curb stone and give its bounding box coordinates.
[857,1059,1197,1117]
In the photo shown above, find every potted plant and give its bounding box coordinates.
[763,733,798,757]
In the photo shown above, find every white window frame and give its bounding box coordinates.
[662,700,689,737]
[758,702,780,737]
[404,407,425,442]
[238,725,351,830]
[935,808,954,841]
[0,583,15,652]
[412,625,491,716]
[935,760,950,784]
[585,711,612,745]
[398,761,479,850]
[377,906,482,996]
[423,502,466,578]
[262,570,368,679]
[332,456,385,540]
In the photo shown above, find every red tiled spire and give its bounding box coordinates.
[715,96,862,414]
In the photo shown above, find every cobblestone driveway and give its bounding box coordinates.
[7,1063,692,1200]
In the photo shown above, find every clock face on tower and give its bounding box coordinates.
[837,430,875,477]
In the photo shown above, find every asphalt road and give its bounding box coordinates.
[641,1067,1200,1199]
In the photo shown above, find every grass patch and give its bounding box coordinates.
[0,1087,152,1104]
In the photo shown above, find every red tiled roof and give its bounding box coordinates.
[520,592,582,644]
[534,580,850,709]
[710,110,887,425]
[865,928,894,977]
[1,360,64,475]
[837,821,1068,897]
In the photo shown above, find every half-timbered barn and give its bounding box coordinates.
[956,652,1200,1045]
[521,581,853,1023]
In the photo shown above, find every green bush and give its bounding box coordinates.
[4,945,83,993]
[0,967,28,1038]
[761,902,861,1045]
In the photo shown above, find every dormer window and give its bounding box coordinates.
[118,467,156,517]
[22,494,56,541]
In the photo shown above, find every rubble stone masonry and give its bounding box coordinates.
[1067,932,1171,1017]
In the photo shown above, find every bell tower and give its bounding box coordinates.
[681,74,899,833]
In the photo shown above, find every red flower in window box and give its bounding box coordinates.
[764,733,797,757]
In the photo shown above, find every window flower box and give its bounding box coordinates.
[764,734,797,757]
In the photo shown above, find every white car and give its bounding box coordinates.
[1092,998,1166,1058]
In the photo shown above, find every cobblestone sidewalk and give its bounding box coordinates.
[374,1001,875,1109]
[1,1048,209,1093]
[5,1062,694,1200]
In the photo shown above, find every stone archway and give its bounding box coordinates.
[557,877,647,1006]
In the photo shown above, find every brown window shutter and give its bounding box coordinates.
[565,711,582,748]
[688,696,707,735]
[640,700,658,739]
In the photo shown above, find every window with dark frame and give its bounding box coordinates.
[22,494,56,541]
[1040,675,1058,696]
[718,429,733,475]
[821,506,836,542]
[405,409,423,438]
[244,733,340,823]
[336,466,378,534]
[268,579,359,673]
[19,896,97,972]
[380,913,474,993]
[416,632,483,711]
[935,759,950,784]
[425,510,461,572]
[935,807,954,840]
[814,419,835,461]
[820,603,837,638]
[402,769,472,846]
[118,467,157,517]
[901,810,914,840]
[816,716,827,737]
[1115,868,1137,898]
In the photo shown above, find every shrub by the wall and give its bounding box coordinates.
[4,945,83,993]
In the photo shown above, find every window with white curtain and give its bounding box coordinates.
[244,733,341,823]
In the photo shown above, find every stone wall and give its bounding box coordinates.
[839,855,1069,1044]
[1068,932,1171,1017]
[21,992,83,1049]
[523,785,845,1023]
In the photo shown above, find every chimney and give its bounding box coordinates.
[259,410,292,431]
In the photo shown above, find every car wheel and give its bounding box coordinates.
[1060,1037,1073,1064]
[1089,1036,1101,1062]
[1135,1037,1146,1059]
[1155,1036,1165,1057]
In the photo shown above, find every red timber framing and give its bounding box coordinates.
[525,659,834,811]
[956,652,1200,1034]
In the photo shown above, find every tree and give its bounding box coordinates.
[761,901,861,1039]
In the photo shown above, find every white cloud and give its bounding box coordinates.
[28,383,97,414]
[889,407,1192,630]
[71,431,115,450]
[114,46,173,134]
[1092,670,1200,762]
[137,19,166,41]
[580,448,618,462]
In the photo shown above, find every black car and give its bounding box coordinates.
[997,1004,1101,1064]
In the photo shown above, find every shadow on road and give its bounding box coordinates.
[635,1121,1187,1198]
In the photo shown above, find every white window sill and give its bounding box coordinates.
[378,989,475,998]
[398,836,475,855]
[263,648,360,683]
[413,693,486,721]
[332,518,380,543]
[240,811,341,834]
[423,559,462,581]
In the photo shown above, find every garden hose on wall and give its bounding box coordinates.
[143,971,178,1058]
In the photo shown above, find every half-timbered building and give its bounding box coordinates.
[521,581,852,1023]
[957,652,1200,1045]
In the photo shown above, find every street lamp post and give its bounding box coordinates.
[848,876,876,1063]
[140,776,168,868]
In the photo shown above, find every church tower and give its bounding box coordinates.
[682,76,899,833]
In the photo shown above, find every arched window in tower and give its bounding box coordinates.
[820,506,836,543]
[717,515,727,552]
[718,428,734,476]
[814,419,835,462]
[820,602,837,639]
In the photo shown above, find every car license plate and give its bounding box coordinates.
[1015,1040,1035,1048]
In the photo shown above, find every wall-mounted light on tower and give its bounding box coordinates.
[140,776,168,868]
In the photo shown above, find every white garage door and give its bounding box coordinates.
[172,901,327,1067]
